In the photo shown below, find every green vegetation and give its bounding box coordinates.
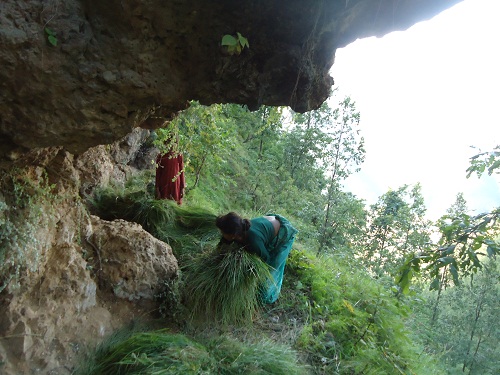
[409,257,500,375]
[84,97,499,373]
[221,32,249,55]
[3,93,498,373]
[184,243,272,325]
[44,27,58,46]
[91,174,219,261]
[75,327,307,375]
[0,168,57,292]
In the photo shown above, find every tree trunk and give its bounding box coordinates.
[462,286,486,372]
[190,155,206,191]
[431,266,448,326]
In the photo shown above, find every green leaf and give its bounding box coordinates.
[449,264,459,285]
[486,245,496,256]
[443,244,456,255]
[438,256,454,265]
[429,278,440,291]
[488,159,500,175]
[48,35,58,46]
[237,32,249,48]
[221,34,237,46]
[44,27,56,36]
[397,267,413,295]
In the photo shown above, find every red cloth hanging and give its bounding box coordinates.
[155,151,185,204]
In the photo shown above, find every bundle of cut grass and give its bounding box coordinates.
[91,188,175,234]
[155,204,219,251]
[91,185,219,259]
[75,329,308,375]
[75,329,214,375]
[184,242,272,325]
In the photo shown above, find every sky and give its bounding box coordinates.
[331,0,500,221]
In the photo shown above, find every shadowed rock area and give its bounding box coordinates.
[1,0,462,156]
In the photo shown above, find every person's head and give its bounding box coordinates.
[215,212,250,243]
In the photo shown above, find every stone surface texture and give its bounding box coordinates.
[1,0,462,156]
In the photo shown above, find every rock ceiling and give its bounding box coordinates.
[0,0,462,157]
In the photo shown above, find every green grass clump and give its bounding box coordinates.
[208,335,308,375]
[75,329,214,375]
[183,242,272,325]
[276,249,435,374]
[75,328,308,375]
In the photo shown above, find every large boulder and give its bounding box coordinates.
[87,215,178,301]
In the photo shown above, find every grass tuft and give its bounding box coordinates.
[208,335,308,375]
[75,328,214,375]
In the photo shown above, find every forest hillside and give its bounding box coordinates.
[1,96,498,374]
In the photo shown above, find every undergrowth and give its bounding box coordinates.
[275,249,444,375]
[90,174,219,261]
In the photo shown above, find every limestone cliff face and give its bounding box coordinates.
[1,0,462,156]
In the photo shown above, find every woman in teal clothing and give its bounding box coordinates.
[215,212,298,304]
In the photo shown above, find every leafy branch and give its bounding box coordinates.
[397,209,500,293]
[398,145,500,293]
[466,145,500,178]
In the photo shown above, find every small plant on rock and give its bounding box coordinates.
[221,32,249,55]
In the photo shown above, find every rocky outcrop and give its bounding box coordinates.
[0,0,462,156]
[0,132,176,375]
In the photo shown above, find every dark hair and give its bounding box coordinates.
[215,212,251,236]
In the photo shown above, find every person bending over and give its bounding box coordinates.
[215,212,297,304]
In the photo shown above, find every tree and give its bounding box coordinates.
[431,193,469,324]
[398,146,500,293]
[362,184,432,278]
[155,101,239,192]
[315,186,367,254]
[398,208,500,294]
[410,258,500,374]
[466,145,500,178]
[242,106,285,210]
[316,95,366,253]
